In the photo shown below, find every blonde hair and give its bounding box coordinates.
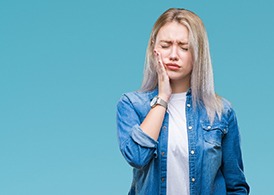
[141,8,223,123]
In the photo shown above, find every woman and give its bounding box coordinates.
[117,8,249,195]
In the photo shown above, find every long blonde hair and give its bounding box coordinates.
[141,8,223,122]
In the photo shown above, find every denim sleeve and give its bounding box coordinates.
[116,94,158,169]
[221,108,250,194]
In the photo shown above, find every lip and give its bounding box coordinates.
[165,63,180,70]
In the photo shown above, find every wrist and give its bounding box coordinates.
[150,96,168,109]
[158,94,170,102]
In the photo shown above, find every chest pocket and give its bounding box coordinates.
[201,121,228,148]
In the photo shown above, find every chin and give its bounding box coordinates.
[167,72,182,79]
[167,72,191,82]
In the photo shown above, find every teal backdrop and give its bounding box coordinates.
[1,0,273,194]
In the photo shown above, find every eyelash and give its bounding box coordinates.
[161,45,188,51]
[161,45,169,49]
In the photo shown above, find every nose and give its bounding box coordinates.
[169,46,179,61]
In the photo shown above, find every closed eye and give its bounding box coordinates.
[179,42,189,51]
[161,45,170,49]
[159,40,172,49]
[181,47,189,51]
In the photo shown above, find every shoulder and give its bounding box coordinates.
[220,96,237,121]
[221,97,232,112]
[118,89,157,106]
[117,89,157,118]
[117,89,157,114]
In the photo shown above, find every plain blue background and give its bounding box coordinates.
[1,0,273,194]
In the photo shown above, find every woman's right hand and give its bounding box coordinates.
[154,50,172,102]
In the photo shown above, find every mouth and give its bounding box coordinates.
[165,63,180,70]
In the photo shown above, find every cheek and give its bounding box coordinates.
[158,49,171,58]
[187,58,193,71]
[154,46,167,55]
[180,52,192,63]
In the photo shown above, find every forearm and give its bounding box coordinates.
[117,94,160,169]
[140,50,171,141]
[140,105,166,141]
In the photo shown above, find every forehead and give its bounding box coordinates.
[156,22,189,42]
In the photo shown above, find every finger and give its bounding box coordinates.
[153,50,161,74]
[156,52,166,75]
[154,50,164,70]
[155,53,169,83]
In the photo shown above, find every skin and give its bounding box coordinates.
[140,21,193,140]
[154,21,193,102]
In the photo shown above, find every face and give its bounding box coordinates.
[154,22,193,83]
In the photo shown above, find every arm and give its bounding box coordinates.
[221,108,250,194]
[140,50,171,140]
[117,94,162,169]
[117,50,171,169]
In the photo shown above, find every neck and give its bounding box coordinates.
[170,79,190,93]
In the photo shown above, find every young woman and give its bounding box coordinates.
[116,8,249,195]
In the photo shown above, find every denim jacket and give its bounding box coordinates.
[116,89,249,195]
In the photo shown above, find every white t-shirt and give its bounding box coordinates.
[166,92,190,195]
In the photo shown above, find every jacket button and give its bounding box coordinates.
[191,178,195,182]
[161,152,165,156]
[190,150,195,155]
[188,126,192,130]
